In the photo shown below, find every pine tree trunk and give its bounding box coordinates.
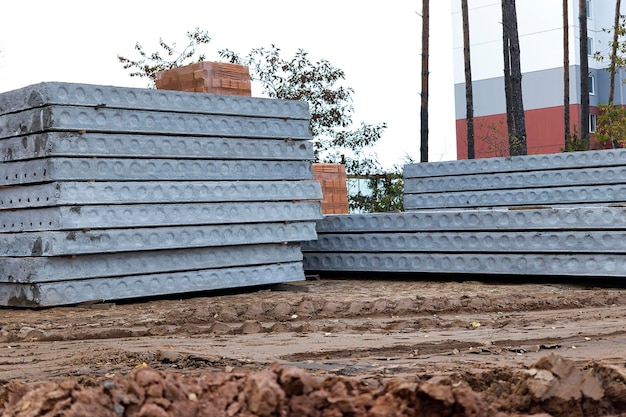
[462,0,475,159]
[563,0,571,146]
[609,0,621,148]
[579,0,590,148]
[502,0,527,156]
[502,2,514,142]
[420,0,430,162]
[609,0,621,105]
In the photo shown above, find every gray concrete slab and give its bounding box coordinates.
[1,132,313,162]
[404,150,626,210]
[303,252,626,277]
[0,243,302,283]
[404,149,626,178]
[404,184,626,210]
[1,158,314,185]
[0,261,305,307]
[0,82,310,119]
[0,82,319,306]
[303,231,626,253]
[0,181,323,210]
[404,166,626,193]
[0,106,311,140]
[0,201,322,233]
[1,221,318,256]
[311,209,626,233]
[302,210,626,278]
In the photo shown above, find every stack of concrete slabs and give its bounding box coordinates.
[302,207,626,277]
[0,82,322,307]
[404,149,626,210]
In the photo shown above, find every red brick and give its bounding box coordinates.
[312,163,349,215]
[156,61,251,96]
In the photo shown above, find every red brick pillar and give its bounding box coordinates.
[312,163,349,214]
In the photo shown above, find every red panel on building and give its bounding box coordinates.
[455,105,594,159]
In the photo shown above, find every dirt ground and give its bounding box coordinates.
[1,276,626,416]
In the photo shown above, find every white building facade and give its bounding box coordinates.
[452,0,626,158]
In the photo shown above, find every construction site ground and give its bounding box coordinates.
[2,276,626,416]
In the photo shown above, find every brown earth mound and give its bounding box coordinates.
[1,354,625,417]
[2,279,626,416]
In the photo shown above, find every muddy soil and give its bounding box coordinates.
[1,277,626,416]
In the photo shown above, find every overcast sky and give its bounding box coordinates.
[0,1,456,167]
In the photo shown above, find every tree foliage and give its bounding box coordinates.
[117,28,211,87]
[475,119,509,158]
[349,170,404,213]
[349,155,413,213]
[596,104,626,147]
[563,126,588,152]
[593,3,626,148]
[119,35,394,212]
[219,45,387,177]
[608,0,622,105]
[594,15,626,70]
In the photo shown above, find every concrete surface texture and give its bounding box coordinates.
[0,82,322,307]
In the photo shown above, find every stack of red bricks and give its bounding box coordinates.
[312,163,349,215]
[156,61,252,96]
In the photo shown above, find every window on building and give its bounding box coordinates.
[587,37,594,56]
[589,74,595,95]
[589,113,597,133]
[587,0,592,18]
